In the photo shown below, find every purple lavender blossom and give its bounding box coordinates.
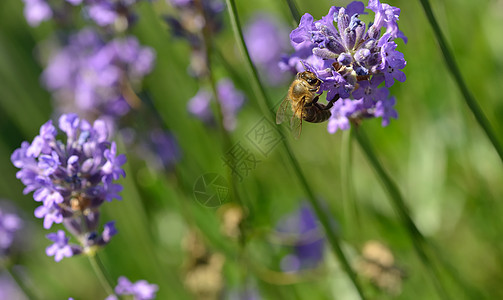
[327,99,360,133]
[0,209,23,256]
[244,14,289,85]
[375,96,398,126]
[11,114,125,260]
[42,29,155,124]
[114,276,159,300]
[188,78,246,131]
[282,1,406,131]
[275,204,325,272]
[45,230,75,262]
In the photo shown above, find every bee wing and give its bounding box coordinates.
[276,96,292,125]
[291,102,304,139]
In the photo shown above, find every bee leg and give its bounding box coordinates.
[324,94,340,110]
[311,95,320,104]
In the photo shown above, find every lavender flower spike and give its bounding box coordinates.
[282,1,407,131]
[11,114,126,260]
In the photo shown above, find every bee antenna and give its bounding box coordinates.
[300,60,308,71]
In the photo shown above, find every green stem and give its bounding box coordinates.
[224,0,273,121]
[284,0,301,27]
[417,0,503,164]
[281,141,366,298]
[88,254,115,297]
[225,0,366,298]
[353,126,449,300]
[340,128,360,237]
[200,2,246,224]
[6,265,39,300]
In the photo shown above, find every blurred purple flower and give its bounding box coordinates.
[147,129,182,170]
[275,203,325,272]
[165,0,225,77]
[281,1,406,131]
[21,0,146,29]
[0,209,23,256]
[244,14,289,85]
[42,29,155,124]
[22,0,52,27]
[0,273,28,300]
[187,89,213,124]
[114,276,159,300]
[11,114,125,259]
[188,78,246,131]
[120,126,181,171]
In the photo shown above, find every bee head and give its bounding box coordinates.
[298,71,321,88]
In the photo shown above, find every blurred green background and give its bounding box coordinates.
[1,0,503,299]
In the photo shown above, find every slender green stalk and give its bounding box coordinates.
[281,141,365,299]
[6,265,39,300]
[80,217,115,297]
[200,5,247,236]
[206,51,247,247]
[225,0,366,298]
[340,129,360,237]
[88,254,116,297]
[353,127,449,300]
[284,0,301,27]
[417,0,503,164]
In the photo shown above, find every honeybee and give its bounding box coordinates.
[276,71,332,139]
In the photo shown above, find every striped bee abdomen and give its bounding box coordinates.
[303,104,331,123]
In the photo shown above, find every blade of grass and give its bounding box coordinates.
[224,0,366,298]
[417,0,503,164]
